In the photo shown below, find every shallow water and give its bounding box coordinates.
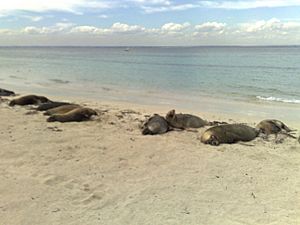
[1,46,300,122]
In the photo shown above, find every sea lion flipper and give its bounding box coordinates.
[280,132,297,139]
[208,121,228,126]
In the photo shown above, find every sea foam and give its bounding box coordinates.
[256,96,300,104]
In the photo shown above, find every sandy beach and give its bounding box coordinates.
[1,94,300,225]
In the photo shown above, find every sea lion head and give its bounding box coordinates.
[9,100,16,106]
[37,96,50,104]
[166,109,176,120]
[81,108,98,118]
[142,127,151,135]
[47,116,57,122]
[201,131,220,146]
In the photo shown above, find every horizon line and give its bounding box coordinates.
[1,45,300,48]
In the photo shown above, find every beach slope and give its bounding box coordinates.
[0,99,300,225]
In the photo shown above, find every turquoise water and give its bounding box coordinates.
[1,46,300,120]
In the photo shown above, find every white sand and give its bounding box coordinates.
[0,96,300,225]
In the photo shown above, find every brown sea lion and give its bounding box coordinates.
[36,101,72,111]
[47,107,97,123]
[142,114,169,135]
[201,124,259,146]
[256,119,296,138]
[166,109,226,129]
[9,95,50,106]
[44,104,81,116]
[0,88,15,96]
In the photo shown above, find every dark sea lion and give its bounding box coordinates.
[9,95,50,106]
[47,107,97,123]
[36,101,72,111]
[142,114,169,135]
[166,109,226,129]
[256,119,296,138]
[0,88,15,96]
[43,104,81,116]
[201,124,259,146]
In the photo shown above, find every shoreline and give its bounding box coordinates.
[2,81,300,128]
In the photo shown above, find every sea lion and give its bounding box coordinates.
[166,109,226,129]
[43,104,80,116]
[36,101,72,111]
[47,107,97,123]
[142,114,169,135]
[201,124,259,146]
[256,119,296,138]
[9,95,50,106]
[0,88,15,96]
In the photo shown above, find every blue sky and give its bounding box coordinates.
[1,0,300,45]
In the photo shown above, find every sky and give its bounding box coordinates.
[1,0,300,46]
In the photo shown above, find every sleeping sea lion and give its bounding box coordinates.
[36,101,72,111]
[142,114,169,135]
[256,119,296,138]
[44,104,81,116]
[47,107,97,123]
[9,95,50,106]
[166,109,226,129]
[201,124,259,146]
[0,88,15,96]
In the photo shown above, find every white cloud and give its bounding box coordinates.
[0,0,194,15]
[200,0,300,9]
[130,0,171,5]
[194,22,227,37]
[70,23,146,35]
[23,26,48,34]
[195,22,227,32]
[70,26,102,34]
[239,18,300,34]
[2,19,300,46]
[23,22,75,34]
[0,29,14,35]
[0,0,113,14]
[1,0,300,17]
[161,22,190,32]
[110,22,145,33]
[142,3,200,13]
[22,15,44,22]
[15,19,300,37]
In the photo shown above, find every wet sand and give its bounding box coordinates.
[0,94,300,225]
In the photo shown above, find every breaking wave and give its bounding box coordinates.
[256,96,300,104]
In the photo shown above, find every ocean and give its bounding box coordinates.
[1,46,300,120]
